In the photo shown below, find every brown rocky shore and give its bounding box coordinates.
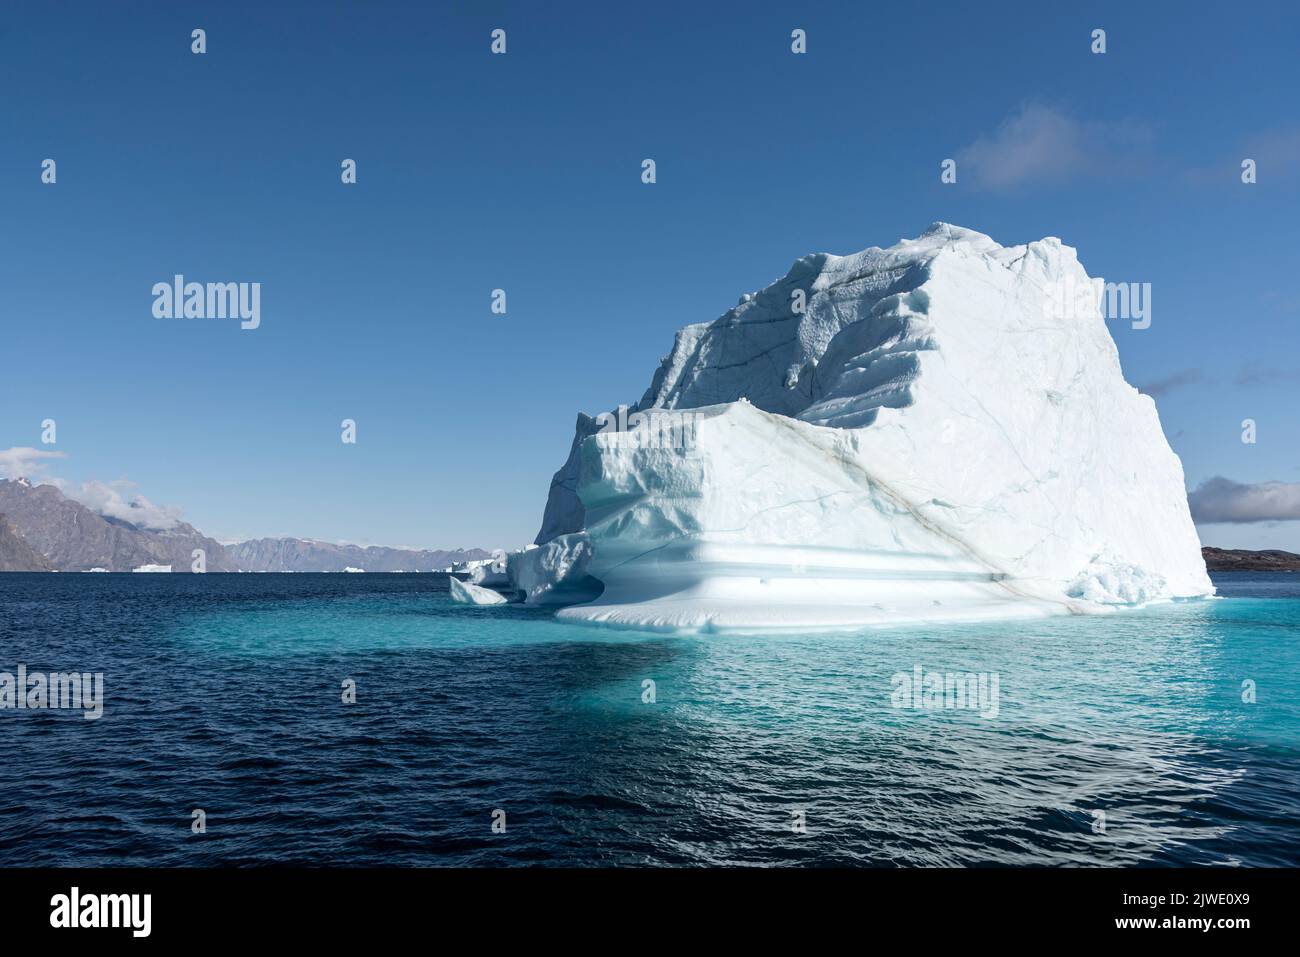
[1202,547,1300,571]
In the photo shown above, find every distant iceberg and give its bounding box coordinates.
[509,224,1214,632]
[131,564,172,573]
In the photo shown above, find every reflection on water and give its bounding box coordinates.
[0,572,1296,865]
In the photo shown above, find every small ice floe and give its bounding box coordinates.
[449,575,508,605]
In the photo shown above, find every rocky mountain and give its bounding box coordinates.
[0,513,53,571]
[1202,547,1300,571]
[0,478,238,572]
[0,478,489,573]
[226,538,491,573]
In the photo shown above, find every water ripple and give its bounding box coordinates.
[0,571,1297,866]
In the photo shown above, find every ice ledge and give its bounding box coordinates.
[556,589,1078,635]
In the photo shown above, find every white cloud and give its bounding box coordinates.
[1185,126,1300,185]
[2,448,187,531]
[1243,127,1300,176]
[70,480,185,532]
[0,446,67,480]
[955,103,1153,190]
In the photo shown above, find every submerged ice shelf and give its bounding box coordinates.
[504,223,1214,632]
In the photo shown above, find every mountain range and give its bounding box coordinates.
[0,479,487,572]
[227,538,490,573]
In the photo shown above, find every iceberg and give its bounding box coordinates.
[512,224,1214,632]
[448,575,509,605]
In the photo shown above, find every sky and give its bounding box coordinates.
[2,0,1299,551]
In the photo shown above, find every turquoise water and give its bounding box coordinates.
[1,571,1297,865]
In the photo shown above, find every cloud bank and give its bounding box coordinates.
[1234,363,1300,388]
[1138,369,1206,398]
[1185,125,1300,185]
[1189,476,1300,524]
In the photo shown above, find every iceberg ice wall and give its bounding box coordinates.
[514,224,1213,632]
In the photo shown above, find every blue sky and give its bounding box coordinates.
[2,0,1299,550]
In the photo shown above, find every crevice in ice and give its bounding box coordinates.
[767,411,1086,614]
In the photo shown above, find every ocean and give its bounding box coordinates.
[1,571,1297,866]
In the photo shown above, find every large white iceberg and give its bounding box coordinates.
[511,224,1213,632]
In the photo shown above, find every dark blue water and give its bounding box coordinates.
[1,571,1297,866]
